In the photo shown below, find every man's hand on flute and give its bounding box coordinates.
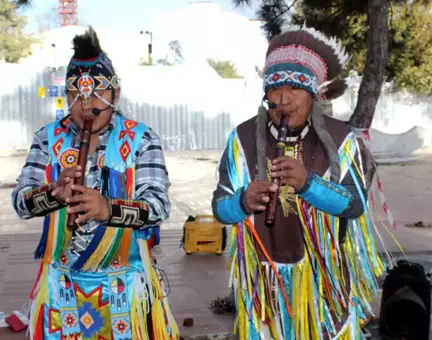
[243,181,277,213]
[51,165,83,202]
[270,156,308,191]
[65,184,109,224]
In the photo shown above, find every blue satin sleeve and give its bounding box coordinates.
[297,172,354,216]
[214,189,248,225]
[212,144,249,225]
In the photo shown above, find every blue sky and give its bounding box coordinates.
[20,0,259,33]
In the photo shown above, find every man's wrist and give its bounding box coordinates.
[23,183,65,216]
[295,171,313,194]
[240,187,251,214]
[97,197,110,223]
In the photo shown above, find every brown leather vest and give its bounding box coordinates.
[236,114,351,264]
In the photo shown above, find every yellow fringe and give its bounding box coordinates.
[82,227,117,271]
[131,288,149,340]
[151,299,169,340]
[138,239,180,339]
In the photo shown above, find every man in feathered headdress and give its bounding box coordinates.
[12,27,179,339]
[212,25,388,339]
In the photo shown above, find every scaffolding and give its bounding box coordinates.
[58,0,78,26]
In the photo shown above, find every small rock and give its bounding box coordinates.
[209,294,235,315]
[183,318,194,327]
[405,221,432,228]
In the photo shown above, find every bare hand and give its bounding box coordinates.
[243,181,277,213]
[66,185,109,224]
[51,165,82,202]
[270,156,308,190]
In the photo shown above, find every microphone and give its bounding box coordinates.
[269,102,277,109]
[92,106,111,116]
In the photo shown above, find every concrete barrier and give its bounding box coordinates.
[369,126,431,157]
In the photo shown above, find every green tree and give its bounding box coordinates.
[167,40,184,64]
[139,40,182,66]
[293,0,432,96]
[207,58,243,79]
[0,0,34,63]
[138,58,153,66]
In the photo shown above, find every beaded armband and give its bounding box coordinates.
[295,172,354,216]
[107,199,150,228]
[23,183,65,217]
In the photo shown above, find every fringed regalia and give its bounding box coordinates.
[12,26,179,340]
[211,24,401,339]
[224,129,389,339]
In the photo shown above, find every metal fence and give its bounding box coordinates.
[0,64,261,151]
[2,64,432,152]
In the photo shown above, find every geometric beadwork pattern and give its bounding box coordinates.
[66,75,120,93]
[94,75,119,90]
[107,271,132,340]
[264,71,318,94]
[108,199,149,228]
[48,308,62,335]
[119,120,137,141]
[56,270,81,337]
[23,183,63,216]
[52,138,64,157]
[119,140,131,162]
[75,284,111,340]
[264,45,328,86]
[54,126,68,136]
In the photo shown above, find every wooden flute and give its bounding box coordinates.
[265,111,291,227]
[67,117,93,230]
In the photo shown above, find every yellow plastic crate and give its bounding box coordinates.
[182,215,227,255]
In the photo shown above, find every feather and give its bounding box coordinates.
[256,105,268,181]
[319,79,348,100]
[71,26,102,59]
[280,23,349,67]
[310,101,340,183]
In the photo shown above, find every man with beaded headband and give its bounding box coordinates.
[12,27,179,339]
[212,25,388,339]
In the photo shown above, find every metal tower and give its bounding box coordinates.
[58,0,78,26]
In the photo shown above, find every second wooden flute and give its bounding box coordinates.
[265,111,291,227]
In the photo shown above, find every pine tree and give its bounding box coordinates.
[0,0,34,63]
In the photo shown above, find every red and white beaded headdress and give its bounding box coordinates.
[263,24,349,100]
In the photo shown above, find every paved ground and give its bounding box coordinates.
[1,149,432,339]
